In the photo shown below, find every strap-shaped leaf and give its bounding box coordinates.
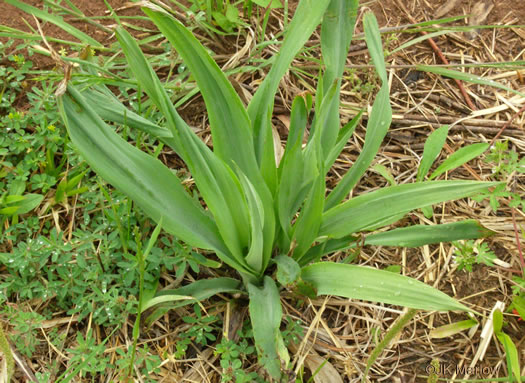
[429,143,489,180]
[247,277,287,378]
[4,0,102,47]
[277,96,314,242]
[290,87,332,259]
[325,12,392,208]
[143,8,260,179]
[237,171,265,274]
[417,125,449,181]
[292,176,325,260]
[319,0,359,159]
[324,111,362,172]
[301,262,471,312]
[321,180,501,238]
[82,88,172,138]
[116,27,256,268]
[143,277,242,325]
[364,220,494,247]
[58,85,226,254]
[117,21,276,269]
[301,220,493,265]
[247,0,331,185]
[142,277,241,313]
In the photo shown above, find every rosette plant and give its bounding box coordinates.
[59,0,498,377]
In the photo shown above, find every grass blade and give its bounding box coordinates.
[417,65,525,98]
[318,0,359,157]
[326,12,391,208]
[364,220,494,247]
[143,8,260,179]
[5,0,101,47]
[248,277,287,379]
[321,180,501,238]
[430,143,489,180]
[389,30,453,55]
[417,125,449,181]
[301,262,471,312]
[58,85,231,260]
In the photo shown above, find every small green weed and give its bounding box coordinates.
[3,307,44,357]
[175,304,220,358]
[473,141,525,212]
[66,329,110,378]
[115,345,162,382]
[452,240,497,272]
[215,336,261,382]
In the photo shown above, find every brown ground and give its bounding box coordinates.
[0,0,524,382]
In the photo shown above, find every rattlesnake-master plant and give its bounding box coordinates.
[59,0,498,377]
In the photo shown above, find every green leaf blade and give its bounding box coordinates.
[318,0,359,158]
[417,125,449,181]
[248,277,287,378]
[301,262,471,312]
[58,85,229,257]
[364,220,494,248]
[321,181,501,238]
[144,9,260,178]
[248,0,331,167]
[4,0,102,47]
[430,143,489,180]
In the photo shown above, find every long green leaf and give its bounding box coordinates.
[496,332,521,382]
[82,88,172,138]
[143,8,259,178]
[318,0,359,158]
[116,27,257,269]
[299,236,359,266]
[325,85,391,208]
[248,0,331,187]
[125,14,276,269]
[142,277,241,313]
[237,171,265,273]
[321,181,501,238]
[58,85,234,261]
[292,176,325,260]
[277,96,313,243]
[300,220,493,264]
[417,65,525,98]
[364,220,494,247]
[301,262,471,312]
[4,0,101,47]
[325,12,392,208]
[417,125,449,181]
[324,111,362,172]
[363,13,387,83]
[248,277,287,378]
[429,143,489,180]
